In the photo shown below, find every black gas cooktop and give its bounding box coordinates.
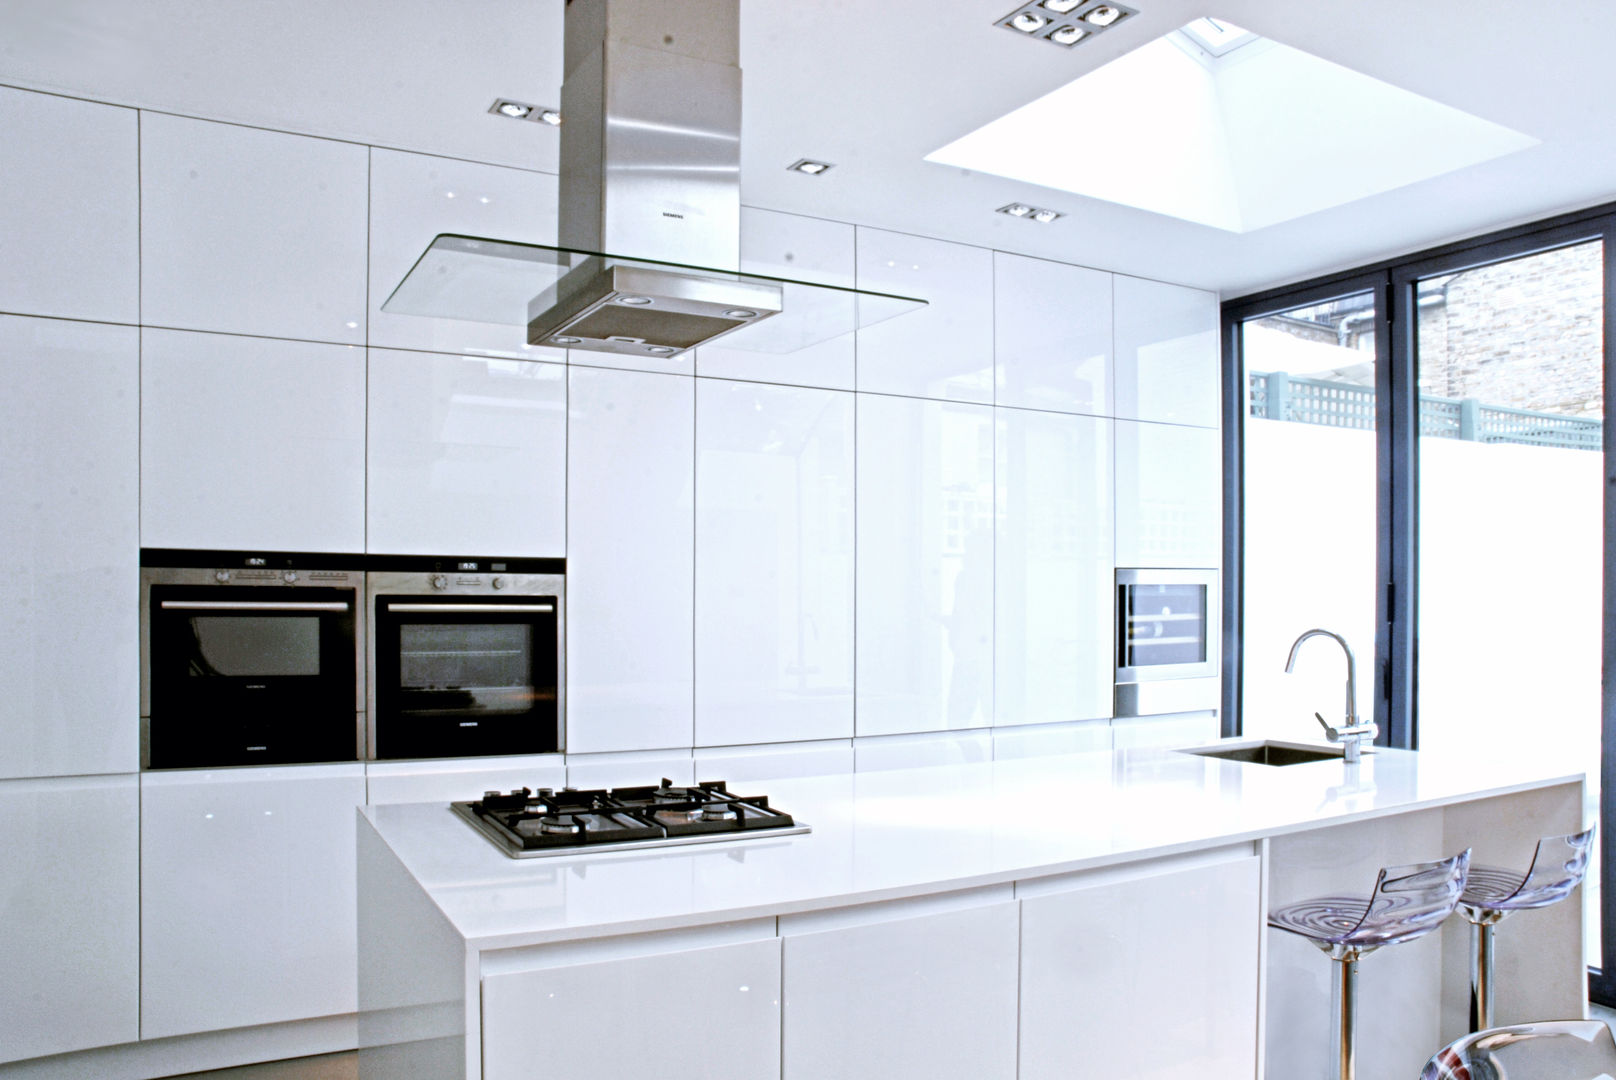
[452,778,810,858]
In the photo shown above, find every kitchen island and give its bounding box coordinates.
[357,742,1586,1080]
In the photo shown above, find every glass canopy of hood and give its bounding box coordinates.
[383,234,927,357]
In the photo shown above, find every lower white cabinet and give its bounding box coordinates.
[481,925,782,1079]
[1017,849,1262,1080]
[0,775,139,1064]
[780,888,1019,1080]
[140,764,368,1038]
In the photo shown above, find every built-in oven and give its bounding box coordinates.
[1114,568,1220,717]
[140,550,365,769]
[367,556,565,760]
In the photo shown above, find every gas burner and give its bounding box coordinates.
[653,784,703,802]
[537,814,581,835]
[700,804,738,822]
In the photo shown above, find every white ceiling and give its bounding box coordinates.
[4,0,1615,297]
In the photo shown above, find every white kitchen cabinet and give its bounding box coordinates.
[1114,419,1221,568]
[368,148,564,361]
[694,739,854,783]
[996,408,1113,728]
[366,348,566,555]
[482,925,781,1080]
[365,755,566,805]
[565,748,695,789]
[140,328,366,552]
[856,394,994,735]
[0,775,139,1064]
[1114,275,1221,428]
[140,764,367,1039]
[781,887,1018,1080]
[0,315,138,779]
[1017,848,1262,1080]
[992,718,1111,760]
[695,379,854,747]
[854,227,993,403]
[696,207,857,390]
[0,87,138,324]
[854,729,992,772]
[566,367,694,753]
[140,113,367,344]
[1112,710,1220,750]
[993,252,1112,416]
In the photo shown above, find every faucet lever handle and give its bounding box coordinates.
[1314,712,1339,740]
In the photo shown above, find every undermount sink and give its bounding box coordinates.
[1177,741,1349,767]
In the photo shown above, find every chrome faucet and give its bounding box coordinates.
[1284,629,1379,763]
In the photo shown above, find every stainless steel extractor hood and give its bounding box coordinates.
[382,0,924,358]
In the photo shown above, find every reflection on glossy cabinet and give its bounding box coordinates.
[139,765,367,1039]
[856,394,995,735]
[1111,710,1219,750]
[781,890,1018,1080]
[1114,275,1220,428]
[1114,419,1221,568]
[993,252,1112,416]
[140,329,366,552]
[482,931,782,1080]
[1018,850,1261,1080]
[854,228,993,403]
[366,349,566,555]
[0,87,138,324]
[140,113,368,344]
[566,367,694,753]
[0,316,139,778]
[696,379,854,747]
[0,775,139,1064]
[996,408,1113,727]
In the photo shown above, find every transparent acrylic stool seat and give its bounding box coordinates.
[1420,1019,1616,1080]
[1268,850,1470,1080]
[1458,828,1594,1032]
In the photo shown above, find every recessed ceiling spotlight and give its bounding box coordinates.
[1050,24,1088,45]
[495,101,530,119]
[998,203,1035,217]
[488,98,563,126]
[1083,4,1126,27]
[1030,208,1062,223]
[1043,0,1084,10]
[997,1,1135,45]
[537,109,563,126]
[998,202,1062,223]
[1009,10,1048,32]
[787,158,835,175]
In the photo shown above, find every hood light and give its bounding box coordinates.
[725,309,758,319]
[618,296,654,305]
[488,98,563,126]
[997,1,1135,45]
[646,346,676,355]
[788,158,834,175]
[552,336,582,345]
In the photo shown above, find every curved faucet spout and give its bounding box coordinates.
[1285,628,1376,762]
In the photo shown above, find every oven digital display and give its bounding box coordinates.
[188,616,322,677]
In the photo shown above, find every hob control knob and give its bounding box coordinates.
[214,570,230,583]
[430,574,448,590]
[492,576,506,590]
[283,571,298,583]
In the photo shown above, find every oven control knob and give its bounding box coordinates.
[283,571,298,583]
[430,574,448,590]
[492,576,506,590]
[214,570,230,583]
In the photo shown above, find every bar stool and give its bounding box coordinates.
[1268,850,1471,1080]
[1458,827,1595,1032]
[1421,1019,1616,1079]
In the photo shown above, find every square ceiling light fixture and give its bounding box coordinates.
[488,99,563,126]
[996,1,1136,48]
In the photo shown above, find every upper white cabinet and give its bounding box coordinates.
[140,764,367,1039]
[854,228,993,403]
[856,394,994,735]
[1113,276,1221,428]
[695,379,855,747]
[996,409,1113,727]
[0,775,139,1064]
[367,349,566,555]
[141,329,366,552]
[697,208,857,390]
[0,87,138,324]
[368,148,562,361]
[993,253,1112,416]
[1114,419,1222,568]
[566,367,694,753]
[140,113,367,344]
[0,315,138,779]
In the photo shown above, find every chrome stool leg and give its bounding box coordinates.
[1468,919,1495,1032]
[1331,951,1360,1080]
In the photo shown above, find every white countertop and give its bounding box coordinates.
[360,741,1584,951]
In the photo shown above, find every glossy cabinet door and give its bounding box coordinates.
[0,86,138,324]
[993,252,1112,416]
[857,394,995,735]
[1113,275,1220,428]
[854,228,993,403]
[368,148,563,362]
[140,764,368,1038]
[140,113,367,345]
[1111,710,1219,750]
[366,349,566,555]
[1017,850,1262,1080]
[364,755,566,805]
[0,315,138,778]
[695,379,855,747]
[482,929,781,1080]
[566,367,694,753]
[781,888,1018,1080]
[0,775,139,1064]
[1114,419,1222,568]
[141,329,366,552]
[996,408,1113,727]
[853,730,992,772]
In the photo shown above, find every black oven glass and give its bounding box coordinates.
[397,622,534,715]
[190,616,322,677]
[1120,583,1208,668]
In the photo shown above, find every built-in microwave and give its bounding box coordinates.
[367,556,565,760]
[1114,568,1220,717]
[140,550,365,769]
